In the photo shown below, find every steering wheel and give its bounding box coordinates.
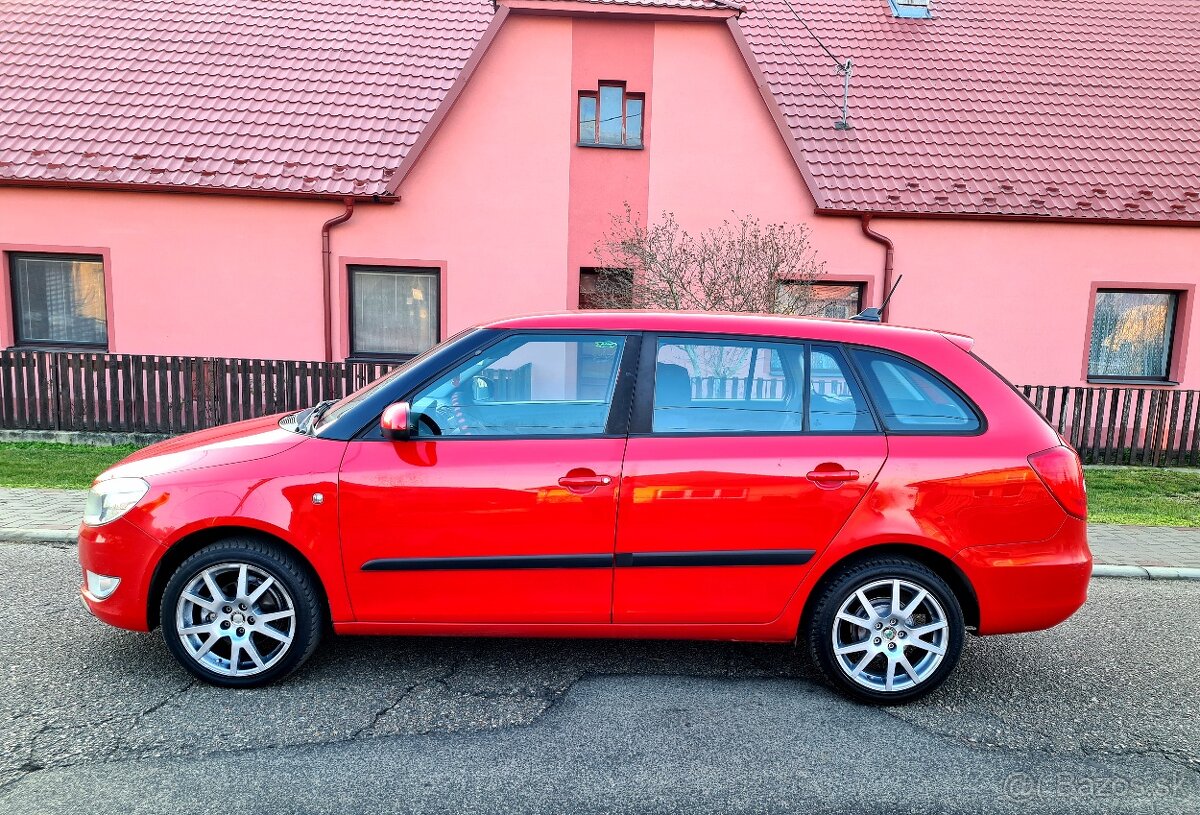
[415,411,443,436]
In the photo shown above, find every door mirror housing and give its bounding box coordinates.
[380,402,414,441]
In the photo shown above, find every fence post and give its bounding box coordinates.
[49,351,63,431]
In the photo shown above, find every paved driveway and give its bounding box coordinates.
[1,542,1196,814]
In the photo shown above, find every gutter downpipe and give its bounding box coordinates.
[860,214,895,322]
[321,198,356,362]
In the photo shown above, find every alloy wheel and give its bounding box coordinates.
[830,577,949,693]
[174,561,297,678]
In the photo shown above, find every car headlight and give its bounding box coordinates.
[83,478,150,526]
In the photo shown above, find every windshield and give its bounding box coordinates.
[312,328,477,435]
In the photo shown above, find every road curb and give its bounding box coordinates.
[2,529,1199,581]
[1092,564,1200,581]
[0,529,77,544]
[1091,565,1148,579]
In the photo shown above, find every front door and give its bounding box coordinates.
[339,332,635,623]
[614,337,888,624]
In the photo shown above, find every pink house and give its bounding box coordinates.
[1,0,1198,390]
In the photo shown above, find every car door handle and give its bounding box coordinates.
[806,466,860,487]
[558,474,614,491]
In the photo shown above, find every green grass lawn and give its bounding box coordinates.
[0,442,1197,526]
[1083,466,1200,527]
[0,442,142,490]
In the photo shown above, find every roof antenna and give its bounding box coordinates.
[851,274,903,323]
[834,57,853,130]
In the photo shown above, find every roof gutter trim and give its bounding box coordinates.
[815,206,1199,228]
[0,177,397,204]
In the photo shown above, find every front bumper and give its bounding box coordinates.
[78,517,166,632]
[954,516,1092,635]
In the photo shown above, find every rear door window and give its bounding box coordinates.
[651,338,803,433]
[648,338,878,434]
[808,345,875,432]
[851,349,981,433]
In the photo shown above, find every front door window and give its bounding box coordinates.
[410,334,626,437]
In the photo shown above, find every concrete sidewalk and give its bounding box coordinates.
[0,488,86,543]
[2,486,1198,577]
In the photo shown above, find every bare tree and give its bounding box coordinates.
[588,208,830,377]
[588,206,827,315]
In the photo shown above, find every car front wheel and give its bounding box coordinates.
[160,538,323,688]
[806,557,965,704]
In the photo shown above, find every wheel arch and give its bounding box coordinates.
[799,543,980,637]
[146,525,331,632]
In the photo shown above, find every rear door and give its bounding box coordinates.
[613,336,887,624]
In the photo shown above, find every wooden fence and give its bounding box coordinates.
[1017,385,1200,467]
[0,350,394,436]
[0,350,1197,466]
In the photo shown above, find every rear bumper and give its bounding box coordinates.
[954,517,1092,635]
[77,517,166,632]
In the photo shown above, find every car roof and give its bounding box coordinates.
[485,311,975,352]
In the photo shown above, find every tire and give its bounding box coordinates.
[805,556,964,705]
[160,538,323,688]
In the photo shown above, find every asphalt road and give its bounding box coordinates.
[0,541,1196,815]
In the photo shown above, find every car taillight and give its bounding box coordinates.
[1028,446,1087,519]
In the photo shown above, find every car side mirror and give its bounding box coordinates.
[380,402,413,441]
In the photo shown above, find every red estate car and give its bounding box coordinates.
[78,312,1091,703]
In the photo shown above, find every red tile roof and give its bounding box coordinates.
[0,0,494,197]
[1,0,1197,222]
[739,0,1200,222]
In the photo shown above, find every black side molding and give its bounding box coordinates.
[361,554,612,572]
[362,549,816,572]
[615,549,815,568]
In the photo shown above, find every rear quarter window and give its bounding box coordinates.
[851,349,981,433]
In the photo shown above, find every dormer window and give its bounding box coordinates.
[889,0,932,19]
[578,82,644,149]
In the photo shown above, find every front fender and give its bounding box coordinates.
[131,437,353,623]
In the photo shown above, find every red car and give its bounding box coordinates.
[78,312,1090,703]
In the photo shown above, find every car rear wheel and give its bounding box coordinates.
[805,557,964,704]
[160,538,323,688]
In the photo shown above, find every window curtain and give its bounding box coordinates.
[352,269,437,356]
[1088,291,1176,379]
[13,256,107,346]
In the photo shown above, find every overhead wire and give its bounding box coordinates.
[776,0,849,70]
[752,0,854,123]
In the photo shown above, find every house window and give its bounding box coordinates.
[777,281,865,319]
[8,253,108,348]
[1088,289,1180,381]
[579,268,632,310]
[578,83,644,148]
[349,265,439,360]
